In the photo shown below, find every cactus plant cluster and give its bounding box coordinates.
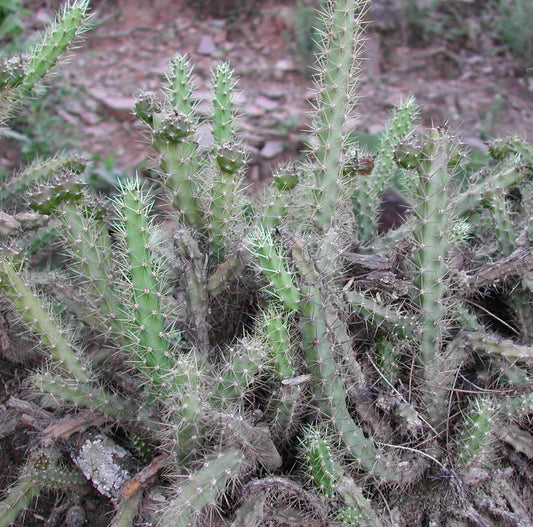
[1,0,533,526]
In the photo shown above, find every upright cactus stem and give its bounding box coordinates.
[137,54,203,229]
[310,0,365,230]
[247,227,300,312]
[211,62,238,145]
[113,180,174,392]
[165,53,197,116]
[455,397,497,470]
[411,130,452,377]
[60,205,124,340]
[353,96,419,243]
[207,62,245,258]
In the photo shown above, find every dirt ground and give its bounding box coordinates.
[1,0,533,525]
[15,0,533,179]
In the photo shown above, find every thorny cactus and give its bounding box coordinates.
[1,0,533,526]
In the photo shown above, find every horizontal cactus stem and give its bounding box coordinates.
[34,372,157,430]
[0,154,86,206]
[452,164,523,216]
[466,332,533,359]
[345,290,416,338]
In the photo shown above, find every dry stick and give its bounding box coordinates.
[464,247,533,290]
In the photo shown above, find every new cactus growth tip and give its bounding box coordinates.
[1,0,533,525]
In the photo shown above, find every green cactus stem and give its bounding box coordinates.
[309,0,365,230]
[455,397,497,469]
[345,290,417,339]
[32,371,156,430]
[206,62,246,258]
[260,305,296,380]
[165,53,196,116]
[300,425,382,525]
[0,258,89,382]
[259,163,300,229]
[211,61,238,145]
[299,282,424,482]
[60,205,124,339]
[0,154,86,207]
[207,252,244,296]
[247,227,300,311]
[19,0,91,96]
[0,448,86,527]
[354,96,418,243]
[410,130,452,381]
[452,162,524,216]
[488,188,516,257]
[211,337,270,407]
[27,172,84,214]
[112,179,176,391]
[466,331,533,359]
[157,447,244,527]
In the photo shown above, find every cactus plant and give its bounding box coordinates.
[1,0,533,525]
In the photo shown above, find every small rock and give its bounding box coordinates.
[89,88,136,121]
[196,123,214,149]
[260,87,286,100]
[275,58,296,72]
[197,35,217,56]
[245,105,266,118]
[33,8,53,29]
[80,111,102,126]
[255,96,279,112]
[367,123,383,135]
[260,140,284,159]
